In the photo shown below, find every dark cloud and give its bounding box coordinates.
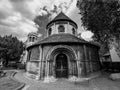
[10,0,27,2]
[10,0,34,19]
[0,25,28,41]
[0,12,9,19]
[0,0,87,41]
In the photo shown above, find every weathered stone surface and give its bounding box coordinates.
[43,76,57,83]
[109,73,120,80]
[15,71,120,90]
[26,62,39,75]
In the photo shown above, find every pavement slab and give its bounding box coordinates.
[14,70,120,90]
[0,71,23,90]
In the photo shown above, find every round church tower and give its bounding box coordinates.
[46,12,78,36]
[26,12,101,81]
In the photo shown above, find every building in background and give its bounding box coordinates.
[20,32,39,64]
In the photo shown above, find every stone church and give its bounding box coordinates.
[24,12,101,81]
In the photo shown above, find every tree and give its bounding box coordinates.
[77,0,120,56]
[34,15,50,39]
[0,35,24,66]
[34,5,58,38]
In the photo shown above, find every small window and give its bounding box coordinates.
[72,28,75,35]
[32,37,34,42]
[48,28,52,36]
[29,37,32,42]
[58,25,65,33]
[33,37,35,42]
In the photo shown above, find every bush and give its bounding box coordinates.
[102,62,120,73]
[17,63,25,69]
[7,62,17,68]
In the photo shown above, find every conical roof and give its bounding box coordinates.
[53,12,73,21]
[46,12,78,28]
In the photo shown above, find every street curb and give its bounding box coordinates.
[10,71,26,90]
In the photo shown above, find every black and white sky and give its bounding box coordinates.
[0,0,93,41]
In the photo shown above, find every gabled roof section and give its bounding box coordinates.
[46,12,78,29]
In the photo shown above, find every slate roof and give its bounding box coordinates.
[53,12,73,21]
[46,12,78,28]
[27,34,100,49]
[28,32,38,37]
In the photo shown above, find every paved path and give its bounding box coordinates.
[0,70,23,90]
[14,70,120,90]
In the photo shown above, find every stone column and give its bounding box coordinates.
[83,45,87,76]
[53,61,56,78]
[73,61,75,76]
[38,45,42,79]
[89,49,92,73]
[77,51,80,77]
[44,59,50,77]
[47,60,50,77]
[67,22,69,33]
[69,60,72,77]
[45,60,48,77]
[54,23,56,34]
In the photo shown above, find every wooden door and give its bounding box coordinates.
[55,53,68,78]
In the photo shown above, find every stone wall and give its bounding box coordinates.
[26,43,100,79]
[29,46,40,61]
[26,61,39,75]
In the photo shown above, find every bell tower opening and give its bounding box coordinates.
[55,53,68,78]
[58,25,65,33]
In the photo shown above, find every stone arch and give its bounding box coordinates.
[48,28,52,36]
[58,25,65,33]
[46,45,77,61]
[72,28,75,35]
[45,45,78,78]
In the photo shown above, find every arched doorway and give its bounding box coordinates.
[55,53,68,78]
[46,45,78,78]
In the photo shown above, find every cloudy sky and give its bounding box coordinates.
[0,0,93,41]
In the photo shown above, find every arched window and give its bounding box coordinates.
[72,28,75,35]
[31,37,34,42]
[58,25,65,33]
[32,37,35,42]
[48,28,52,36]
[29,37,32,42]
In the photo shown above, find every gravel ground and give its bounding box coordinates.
[14,70,120,90]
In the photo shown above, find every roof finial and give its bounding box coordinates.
[59,9,63,13]
[59,9,64,15]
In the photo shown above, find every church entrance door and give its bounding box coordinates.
[55,53,68,78]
